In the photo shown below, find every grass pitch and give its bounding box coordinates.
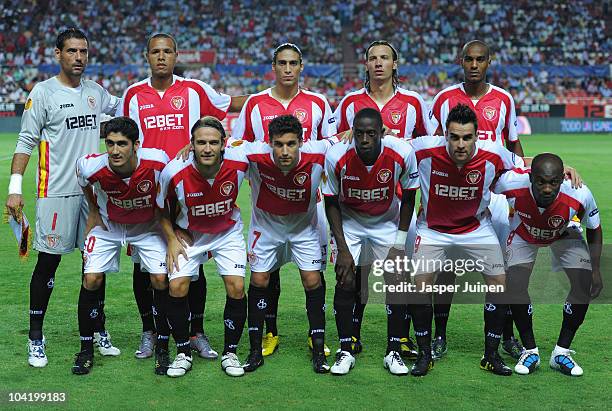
[0,133,610,410]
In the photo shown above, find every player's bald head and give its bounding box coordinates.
[461,40,490,59]
[531,153,564,177]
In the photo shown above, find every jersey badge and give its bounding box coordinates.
[466,170,482,184]
[483,106,497,121]
[377,168,392,184]
[293,109,308,124]
[171,96,185,110]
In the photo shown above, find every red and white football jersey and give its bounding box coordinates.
[411,136,523,234]
[429,83,518,144]
[333,87,434,139]
[118,75,231,157]
[494,170,600,244]
[232,88,336,142]
[156,152,247,234]
[77,148,168,225]
[323,136,419,227]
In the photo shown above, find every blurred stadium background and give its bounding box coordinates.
[0,0,610,134]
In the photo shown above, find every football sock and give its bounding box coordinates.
[502,309,515,340]
[353,269,367,340]
[133,263,155,333]
[152,288,170,351]
[224,295,247,354]
[93,274,107,333]
[29,252,61,340]
[557,302,588,349]
[511,304,536,350]
[305,285,326,350]
[248,284,269,351]
[265,270,280,336]
[433,306,450,340]
[167,295,191,355]
[78,285,99,354]
[188,266,207,336]
[386,304,406,353]
[334,285,355,352]
[403,311,412,339]
[483,293,507,357]
[409,301,433,351]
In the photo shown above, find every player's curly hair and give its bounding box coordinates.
[103,116,139,143]
[191,116,227,141]
[364,40,399,92]
[268,115,303,141]
[56,27,88,51]
[445,104,478,132]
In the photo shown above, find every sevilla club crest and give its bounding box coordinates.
[466,170,482,184]
[220,181,235,196]
[377,169,392,184]
[548,215,565,228]
[293,109,308,123]
[87,96,96,109]
[137,179,152,194]
[46,234,60,249]
[482,106,497,121]
[389,111,402,125]
[293,172,309,186]
[171,96,185,110]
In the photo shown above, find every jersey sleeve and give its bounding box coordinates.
[332,97,350,134]
[428,92,443,134]
[504,93,519,143]
[231,98,254,141]
[399,147,419,190]
[75,156,90,188]
[191,79,231,120]
[100,86,121,116]
[15,86,46,156]
[322,150,340,196]
[580,186,600,229]
[223,140,250,168]
[156,164,174,209]
[414,93,436,137]
[497,145,524,170]
[319,97,337,138]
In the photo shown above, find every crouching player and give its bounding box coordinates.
[234,115,333,374]
[157,117,248,378]
[73,117,170,375]
[494,153,603,376]
[323,108,418,376]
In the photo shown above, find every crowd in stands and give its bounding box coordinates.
[1,0,609,108]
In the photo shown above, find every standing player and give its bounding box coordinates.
[493,154,602,376]
[232,43,336,356]
[408,104,525,377]
[323,108,418,375]
[118,33,247,360]
[5,28,121,368]
[428,40,524,359]
[158,117,248,378]
[73,117,170,375]
[333,40,433,357]
[235,115,332,373]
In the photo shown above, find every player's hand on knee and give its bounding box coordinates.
[335,249,355,286]
[590,269,603,299]
[5,193,24,220]
[166,237,188,274]
[337,129,353,144]
[174,227,193,247]
[563,166,582,188]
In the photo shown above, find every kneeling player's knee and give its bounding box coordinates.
[83,273,104,290]
[149,274,168,290]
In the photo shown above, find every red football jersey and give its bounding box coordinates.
[411,136,523,234]
[429,83,518,144]
[323,137,418,227]
[333,87,434,139]
[494,170,600,244]
[118,75,231,157]
[157,152,247,234]
[77,148,168,224]
[232,88,336,142]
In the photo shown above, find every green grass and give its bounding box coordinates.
[0,133,610,410]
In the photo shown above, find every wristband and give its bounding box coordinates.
[8,173,23,195]
[394,230,408,248]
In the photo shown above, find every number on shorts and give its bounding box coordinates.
[86,236,96,253]
[251,230,262,249]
